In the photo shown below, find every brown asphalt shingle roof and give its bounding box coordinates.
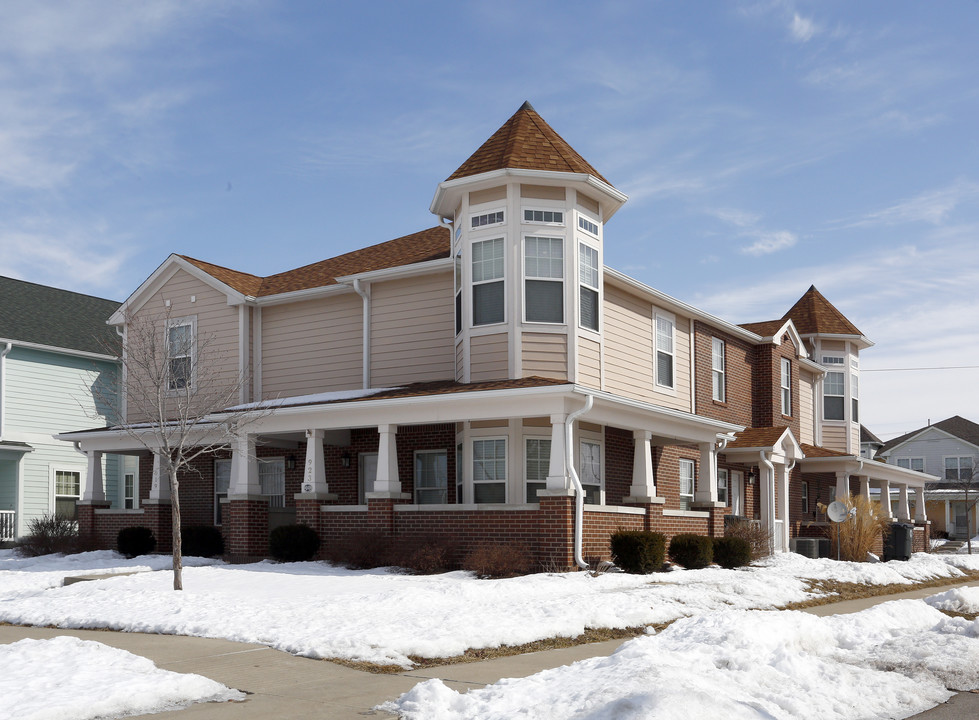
[447,102,611,185]
[726,426,792,449]
[800,443,853,458]
[880,415,979,453]
[180,226,450,298]
[738,320,787,337]
[782,285,863,337]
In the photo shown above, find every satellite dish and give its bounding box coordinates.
[826,501,849,523]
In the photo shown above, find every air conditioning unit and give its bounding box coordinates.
[791,538,819,559]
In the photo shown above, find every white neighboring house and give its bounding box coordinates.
[878,415,979,539]
[0,277,128,541]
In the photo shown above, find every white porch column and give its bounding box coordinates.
[859,476,870,500]
[626,430,658,500]
[759,462,773,540]
[695,442,718,503]
[546,414,570,491]
[878,478,893,520]
[896,484,911,521]
[372,424,402,495]
[300,429,329,494]
[148,453,171,502]
[914,486,928,522]
[834,471,849,500]
[230,434,261,496]
[81,451,105,502]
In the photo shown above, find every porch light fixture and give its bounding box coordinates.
[286,454,296,470]
[746,468,756,485]
[341,452,351,468]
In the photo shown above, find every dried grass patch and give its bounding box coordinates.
[782,571,979,610]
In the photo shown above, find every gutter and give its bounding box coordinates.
[566,393,594,571]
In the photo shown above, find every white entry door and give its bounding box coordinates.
[358,453,378,504]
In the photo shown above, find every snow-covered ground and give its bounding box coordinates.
[383,599,979,720]
[2,549,978,668]
[3,636,243,720]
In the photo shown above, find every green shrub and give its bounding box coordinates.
[16,514,80,557]
[181,525,225,558]
[668,533,713,569]
[712,536,752,569]
[269,524,320,562]
[610,530,666,574]
[461,542,534,578]
[117,526,157,558]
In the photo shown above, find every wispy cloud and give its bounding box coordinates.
[707,206,798,256]
[846,179,979,228]
[790,13,819,43]
[741,230,798,255]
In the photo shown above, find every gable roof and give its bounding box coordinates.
[726,426,792,449]
[738,320,787,337]
[880,415,979,454]
[180,226,450,298]
[782,285,863,337]
[446,102,611,185]
[860,425,883,446]
[0,276,120,356]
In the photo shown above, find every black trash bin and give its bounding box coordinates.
[884,523,914,561]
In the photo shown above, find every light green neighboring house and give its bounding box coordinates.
[0,276,125,541]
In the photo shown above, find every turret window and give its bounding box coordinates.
[578,216,599,237]
[472,238,504,326]
[824,371,845,420]
[524,236,564,324]
[524,209,564,225]
[471,210,505,229]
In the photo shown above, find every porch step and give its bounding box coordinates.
[934,540,965,554]
[62,571,143,586]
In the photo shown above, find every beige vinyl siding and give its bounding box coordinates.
[577,336,601,390]
[371,273,455,386]
[850,424,860,454]
[470,333,509,382]
[799,369,814,445]
[821,340,846,352]
[602,285,691,411]
[520,184,566,201]
[822,425,848,453]
[261,294,362,398]
[127,269,239,423]
[521,332,567,380]
[470,186,506,205]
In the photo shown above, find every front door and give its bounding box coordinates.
[953,502,970,539]
[358,453,378,504]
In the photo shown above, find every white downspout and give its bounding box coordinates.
[759,450,776,552]
[0,342,11,440]
[353,279,370,390]
[567,393,594,571]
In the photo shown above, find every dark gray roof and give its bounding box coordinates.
[0,276,120,356]
[860,425,883,446]
[880,415,979,453]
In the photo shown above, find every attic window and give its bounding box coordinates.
[471,210,504,229]
[578,216,599,236]
[523,209,564,225]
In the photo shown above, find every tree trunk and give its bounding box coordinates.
[170,468,183,591]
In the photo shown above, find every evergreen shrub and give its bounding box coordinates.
[609,530,666,574]
[269,523,320,562]
[181,525,225,558]
[668,533,713,569]
[712,536,752,568]
[117,526,157,558]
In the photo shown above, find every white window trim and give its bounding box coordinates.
[576,214,600,239]
[50,465,84,517]
[896,457,925,473]
[781,357,792,417]
[944,455,974,482]
[414,449,449,505]
[578,241,600,334]
[823,370,846,421]
[678,458,695,510]
[712,337,725,402]
[654,311,677,392]
[522,234,565,325]
[801,481,809,514]
[717,467,729,505]
[472,435,508,504]
[166,315,197,394]
[214,458,231,525]
[524,434,551,504]
[469,207,506,231]
[578,436,604,505]
[522,206,566,227]
[471,236,506,328]
[358,452,378,505]
[123,469,138,510]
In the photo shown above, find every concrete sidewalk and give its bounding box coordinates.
[2,577,977,719]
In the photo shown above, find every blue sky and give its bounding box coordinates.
[1,1,977,441]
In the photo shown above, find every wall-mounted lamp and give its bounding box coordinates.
[341,452,351,468]
[286,454,296,471]
[746,468,756,485]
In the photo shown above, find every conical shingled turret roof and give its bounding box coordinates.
[782,285,863,337]
[447,101,611,185]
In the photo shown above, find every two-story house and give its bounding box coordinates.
[0,277,124,541]
[62,103,932,565]
[879,416,979,539]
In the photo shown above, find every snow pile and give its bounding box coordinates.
[926,586,979,614]
[383,600,979,720]
[2,636,243,720]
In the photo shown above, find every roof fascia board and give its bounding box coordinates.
[799,332,875,349]
[0,337,118,362]
[334,257,454,285]
[799,357,826,375]
[252,283,352,308]
[603,269,764,344]
[109,256,248,324]
[755,321,810,360]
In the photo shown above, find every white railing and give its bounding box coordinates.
[0,511,15,542]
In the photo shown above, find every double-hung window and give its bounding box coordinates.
[415,450,448,504]
[824,372,845,420]
[946,456,974,482]
[712,338,725,402]
[781,358,792,416]
[259,458,285,508]
[579,243,599,332]
[472,239,505,326]
[679,459,694,510]
[801,481,809,514]
[655,315,675,389]
[54,469,81,519]
[167,317,195,391]
[850,373,859,422]
[717,468,729,505]
[214,458,231,525]
[124,471,136,510]
[454,250,463,335]
[524,236,564,323]
[525,437,550,503]
[580,440,601,504]
[473,438,506,503]
[897,457,925,473]
[456,443,463,503]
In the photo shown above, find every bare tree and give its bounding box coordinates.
[946,457,979,554]
[97,306,268,589]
